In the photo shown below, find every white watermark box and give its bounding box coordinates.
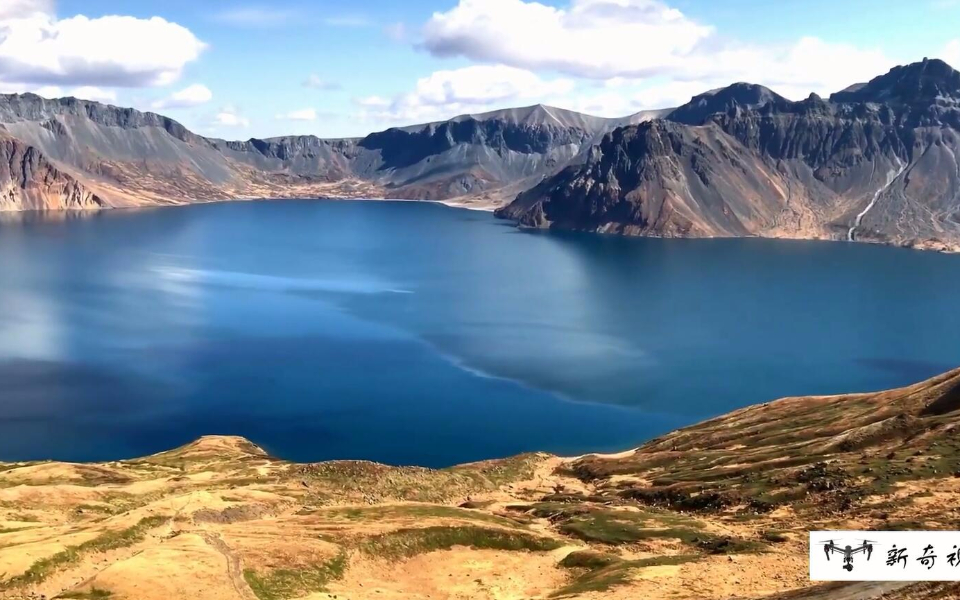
[810,531,960,581]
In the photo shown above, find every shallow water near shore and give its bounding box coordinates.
[1,199,959,467]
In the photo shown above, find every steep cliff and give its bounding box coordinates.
[498,59,960,251]
[0,131,103,211]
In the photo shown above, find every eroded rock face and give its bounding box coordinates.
[498,59,960,250]
[0,135,102,211]
[499,119,795,238]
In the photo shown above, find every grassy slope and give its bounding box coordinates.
[572,367,960,517]
[0,370,959,599]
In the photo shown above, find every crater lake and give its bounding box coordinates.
[1,199,959,466]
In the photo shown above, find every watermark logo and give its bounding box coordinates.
[819,539,875,572]
[811,531,960,581]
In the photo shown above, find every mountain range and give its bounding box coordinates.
[499,58,960,251]
[2,58,960,249]
[0,95,666,212]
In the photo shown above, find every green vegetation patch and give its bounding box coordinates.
[762,530,790,543]
[522,504,765,554]
[561,520,702,545]
[0,526,34,534]
[558,550,623,570]
[8,513,40,523]
[568,392,960,514]
[459,500,497,509]
[243,552,347,600]
[56,589,113,599]
[75,503,124,516]
[0,515,168,589]
[360,525,563,560]
[446,453,542,487]
[296,453,544,505]
[317,504,523,528]
[553,552,699,597]
[884,520,926,531]
[545,507,704,546]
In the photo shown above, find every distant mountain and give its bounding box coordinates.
[0,97,666,212]
[497,58,960,251]
[665,82,787,125]
[830,57,960,107]
[8,59,960,251]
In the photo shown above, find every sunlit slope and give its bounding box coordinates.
[2,369,960,599]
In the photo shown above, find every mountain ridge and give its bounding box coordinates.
[0,94,669,212]
[497,58,960,251]
[4,59,960,250]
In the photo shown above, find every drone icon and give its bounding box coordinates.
[820,540,875,571]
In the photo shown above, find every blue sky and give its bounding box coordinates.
[3,0,959,138]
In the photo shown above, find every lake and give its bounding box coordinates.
[1,199,959,467]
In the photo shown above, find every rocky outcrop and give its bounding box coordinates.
[665,82,787,126]
[499,119,797,237]
[0,132,103,211]
[498,59,960,251]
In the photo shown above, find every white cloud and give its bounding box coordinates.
[536,78,702,117]
[384,22,407,42]
[355,95,392,108]
[303,74,341,90]
[689,37,891,100]
[421,0,893,100]
[213,7,299,27]
[323,15,371,27]
[423,0,712,80]
[546,91,636,117]
[213,105,249,128]
[0,0,53,20]
[634,81,709,108]
[152,84,213,109]
[0,82,58,97]
[412,65,573,106]
[0,82,117,103]
[503,79,703,119]
[68,86,117,103]
[582,81,715,114]
[276,108,318,121]
[32,85,61,98]
[354,65,575,124]
[944,40,960,69]
[0,11,206,88]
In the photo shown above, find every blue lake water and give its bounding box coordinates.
[1,199,959,467]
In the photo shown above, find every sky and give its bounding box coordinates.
[0,0,959,139]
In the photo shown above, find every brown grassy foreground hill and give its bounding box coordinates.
[3,369,960,600]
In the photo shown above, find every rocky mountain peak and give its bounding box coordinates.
[666,82,787,125]
[830,58,960,106]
